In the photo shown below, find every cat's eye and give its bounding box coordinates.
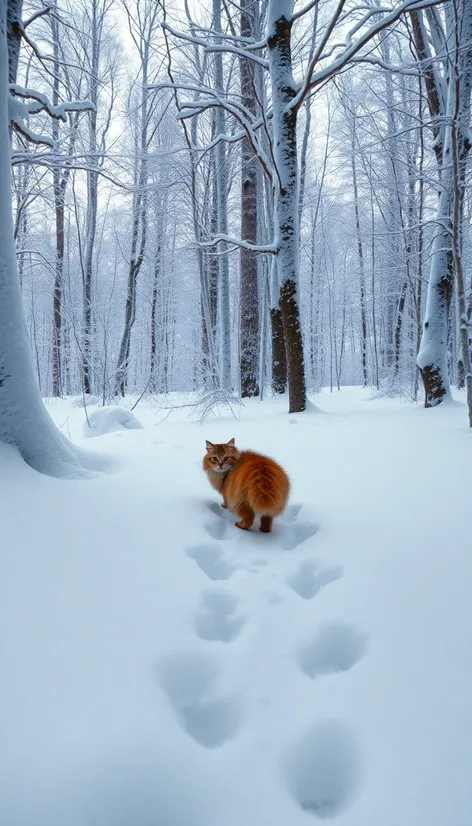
[223,456,229,461]
[211,457,218,462]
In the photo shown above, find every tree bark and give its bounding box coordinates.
[213,0,231,391]
[239,0,259,398]
[412,5,472,406]
[267,5,306,413]
[114,45,149,396]
[82,0,100,395]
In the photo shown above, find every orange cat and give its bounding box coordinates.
[203,438,290,533]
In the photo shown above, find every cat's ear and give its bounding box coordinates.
[227,438,235,446]
[205,440,215,450]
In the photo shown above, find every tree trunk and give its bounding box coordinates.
[213,0,231,391]
[412,5,472,406]
[271,308,287,394]
[51,3,63,397]
[267,4,306,413]
[150,194,166,390]
[239,0,259,398]
[0,1,105,476]
[82,0,100,395]
[350,128,368,387]
[114,48,149,397]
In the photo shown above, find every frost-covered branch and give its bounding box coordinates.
[198,234,278,253]
[293,0,447,110]
[10,85,94,120]
[23,5,52,29]
[9,85,94,147]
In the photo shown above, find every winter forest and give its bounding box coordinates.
[2,0,472,824]
[3,0,472,430]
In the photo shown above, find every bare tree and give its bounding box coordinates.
[239,0,259,398]
[1,0,105,476]
[411,2,472,406]
[114,0,161,396]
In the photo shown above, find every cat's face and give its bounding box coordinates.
[204,438,240,473]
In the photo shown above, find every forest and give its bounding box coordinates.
[2,0,471,446]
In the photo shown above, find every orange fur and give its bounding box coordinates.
[203,439,290,532]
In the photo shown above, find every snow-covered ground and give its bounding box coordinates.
[1,388,472,826]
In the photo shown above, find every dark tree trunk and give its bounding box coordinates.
[239,0,259,398]
[394,280,408,374]
[82,0,100,396]
[6,0,22,84]
[51,7,63,398]
[271,306,287,394]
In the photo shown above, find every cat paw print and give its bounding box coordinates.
[286,559,342,600]
[185,544,240,581]
[193,589,246,643]
[156,651,242,749]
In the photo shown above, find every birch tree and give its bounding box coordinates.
[411,1,472,407]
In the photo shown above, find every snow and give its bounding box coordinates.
[83,405,143,438]
[71,394,100,408]
[1,388,472,826]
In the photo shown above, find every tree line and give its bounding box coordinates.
[1,0,472,477]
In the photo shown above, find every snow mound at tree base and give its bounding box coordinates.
[83,406,143,438]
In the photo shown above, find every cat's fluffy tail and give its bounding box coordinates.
[246,465,289,516]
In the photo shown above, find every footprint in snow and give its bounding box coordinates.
[279,503,319,550]
[280,522,320,551]
[206,501,233,521]
[157,650,241,749]
[186,544,239,581]
[286,559,342,600]
[298,622,368,679]
[285,720,362,819]
[204,519,229,541]
[282,503,303,523]
[194,589,246,643]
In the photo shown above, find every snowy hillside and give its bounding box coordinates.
[1,389,471,826]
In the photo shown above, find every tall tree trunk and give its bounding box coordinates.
[114,49,149,397]
[239,0,259,398]
[82,0,100,395]
[267,3,306,413]
[51,3,63,397]
[451,3,472,423]
[0,1,105,476]
[270,255,287,394]
[412,5,472,406]
[213,0,231,391]
[150,194,166,390]
[350,126,368,387]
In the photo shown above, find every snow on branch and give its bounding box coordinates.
[10,85,94,120]
[162,22,268,65]
[198,234,279,254]
[9,86,94,147]
[204,44,269,67]
[155,81,274,180]
[292,0,447,110]
[23,5,52,29]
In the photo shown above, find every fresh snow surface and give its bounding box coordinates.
[1,388,472,826]
[71,394,100,408]
[83,405,143,438]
